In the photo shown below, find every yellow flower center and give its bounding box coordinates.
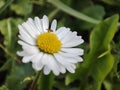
[36,32,62,54]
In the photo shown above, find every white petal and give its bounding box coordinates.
[55,27,66,34]
[17,51,30,56]
[18,25,36,45]
[32,63,40,71]
[65,57,82,63]
[71,64,76,69]
[47,55,60,75]
[32,63,43,71]
[59,64,66,73]
[61,31,77,44]
[73,56,83,62]
[31,52,43,63]
[18,35,36,45]
[62,37,84,47]
[41,54,49,65]
[55,27,70,40]
[56,28,70,40]
[31,52,44,71]
[52,55,66,74]
[41,54,60,75]
[21,22,38,38]
[18,25,30,38]
[58,51,77,57]
[66,65,75,73]
[61,48,84,56]
[18,41,39,54]
[54,53,76,73]
[54,53,68,66]
[54,52,81,64]
[50,19,57,31]
[27,18,40,35]
[34,17,44,33]
[43,66,51,75]
[22,55,35,63]
[42,15,49,32]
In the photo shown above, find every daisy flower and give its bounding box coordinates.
[17,15,84,76]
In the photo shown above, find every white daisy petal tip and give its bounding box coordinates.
[32,63,43,71]
[17,15,84,76]
[34,17,40,22]
[16,51,21,56]
[81,39,84,44]
[22,56,33,63]
[43,15,48,18]
[28,18,32,21]
[51,19,57,31]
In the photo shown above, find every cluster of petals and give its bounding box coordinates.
[17,15,84,76]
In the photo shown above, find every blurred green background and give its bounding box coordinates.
[0,0,120,90]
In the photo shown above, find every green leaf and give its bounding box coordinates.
[0,18,23,72]
[90,14,119,55]
[0,85,9,90]
[38,73,55,90]
[0,18,23,53]
[90,53,114,90]
[5,62,34,90]
[48,0,100,24]
[10,0,32,15]
[0,0,13,14]
[103,80,112,90]
[0,59,12,72]
[82,14,118,90]
[65,14,119,86]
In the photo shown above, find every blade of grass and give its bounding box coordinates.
[0,0,13,14]
[48,8,60,21]
[0,44,17,61]
[48,0,100,24]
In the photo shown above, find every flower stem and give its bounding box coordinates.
[29,71,41,90]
